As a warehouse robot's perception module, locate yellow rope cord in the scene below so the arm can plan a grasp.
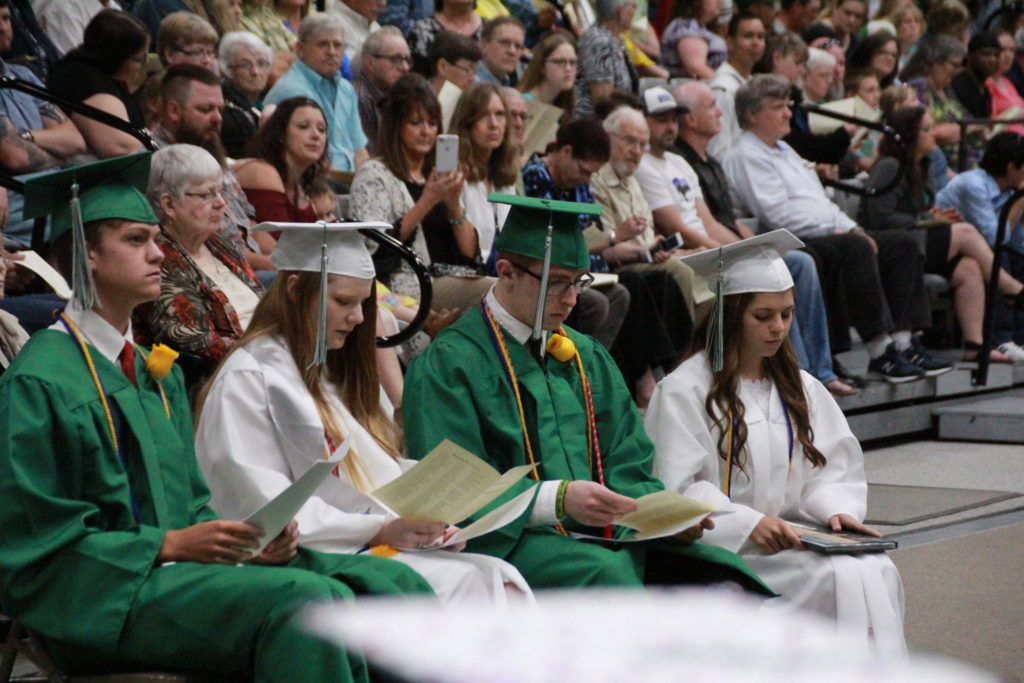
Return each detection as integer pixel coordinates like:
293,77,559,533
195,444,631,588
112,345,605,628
60,313,119,451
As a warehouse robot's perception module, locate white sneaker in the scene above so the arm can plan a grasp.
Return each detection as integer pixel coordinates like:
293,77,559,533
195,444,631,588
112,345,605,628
997,341,1024,361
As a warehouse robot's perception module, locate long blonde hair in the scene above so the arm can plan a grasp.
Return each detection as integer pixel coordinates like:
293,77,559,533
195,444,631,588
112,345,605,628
196,271,399,491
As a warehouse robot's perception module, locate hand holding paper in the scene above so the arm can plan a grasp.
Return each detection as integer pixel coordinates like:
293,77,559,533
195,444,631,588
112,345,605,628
573,490,721,543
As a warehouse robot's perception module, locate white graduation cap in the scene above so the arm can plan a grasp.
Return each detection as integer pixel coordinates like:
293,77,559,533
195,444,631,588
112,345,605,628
254,220,390,365
678,229,804,370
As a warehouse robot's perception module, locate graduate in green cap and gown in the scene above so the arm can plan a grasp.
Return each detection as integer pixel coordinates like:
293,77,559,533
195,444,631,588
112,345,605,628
404,194,772,592
0,154,432,682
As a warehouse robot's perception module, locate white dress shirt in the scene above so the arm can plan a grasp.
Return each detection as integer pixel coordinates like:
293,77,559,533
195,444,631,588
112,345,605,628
707,62,747,159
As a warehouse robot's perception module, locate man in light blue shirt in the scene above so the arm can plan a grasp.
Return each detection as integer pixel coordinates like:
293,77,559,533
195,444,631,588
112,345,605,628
264,13,368,173
936,132,1024,356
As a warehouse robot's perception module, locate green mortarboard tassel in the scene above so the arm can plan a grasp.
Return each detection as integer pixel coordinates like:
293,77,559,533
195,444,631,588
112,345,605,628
311,221,329,368
69,181,97,312
706,246,725,372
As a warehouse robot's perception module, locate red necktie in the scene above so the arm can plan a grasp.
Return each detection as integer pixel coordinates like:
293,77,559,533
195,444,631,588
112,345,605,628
119,341,137,387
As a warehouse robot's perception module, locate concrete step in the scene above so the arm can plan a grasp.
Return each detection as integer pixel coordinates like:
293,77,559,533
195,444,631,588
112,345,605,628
935,396,1024,444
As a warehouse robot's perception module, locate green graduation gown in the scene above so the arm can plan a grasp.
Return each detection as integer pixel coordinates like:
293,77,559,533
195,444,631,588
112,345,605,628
404,307,772,593
0,330,432,681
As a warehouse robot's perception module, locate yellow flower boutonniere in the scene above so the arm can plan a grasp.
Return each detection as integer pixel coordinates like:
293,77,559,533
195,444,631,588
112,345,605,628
146,344,180,380
546,333,576,362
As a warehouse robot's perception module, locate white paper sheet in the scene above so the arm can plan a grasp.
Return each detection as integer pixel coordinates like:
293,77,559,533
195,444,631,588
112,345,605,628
244,437,352,552
12,250,70,299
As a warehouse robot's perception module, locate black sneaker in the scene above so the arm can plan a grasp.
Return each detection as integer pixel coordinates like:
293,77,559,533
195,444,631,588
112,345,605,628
868,343,926,383
901,336,954,377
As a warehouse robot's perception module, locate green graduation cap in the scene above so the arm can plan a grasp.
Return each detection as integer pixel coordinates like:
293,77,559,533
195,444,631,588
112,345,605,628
21,153,158,312
489,193,601,352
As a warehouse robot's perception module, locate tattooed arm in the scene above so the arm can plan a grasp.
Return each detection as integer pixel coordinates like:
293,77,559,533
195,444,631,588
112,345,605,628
0,114,59,173
30,101,86,160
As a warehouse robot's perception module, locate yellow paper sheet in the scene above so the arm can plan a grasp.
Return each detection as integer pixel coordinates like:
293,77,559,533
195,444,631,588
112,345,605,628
523,99,563,159
370,439,535,523
615,491,716,534
808,96,879,135
414,488,536,549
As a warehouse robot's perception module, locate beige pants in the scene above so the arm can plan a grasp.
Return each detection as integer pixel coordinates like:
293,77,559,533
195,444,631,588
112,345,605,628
619,258,714,326
430,275,497,315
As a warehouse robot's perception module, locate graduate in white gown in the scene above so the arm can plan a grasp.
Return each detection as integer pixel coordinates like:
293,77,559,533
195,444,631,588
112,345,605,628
194,222,532,605
644,231,906,655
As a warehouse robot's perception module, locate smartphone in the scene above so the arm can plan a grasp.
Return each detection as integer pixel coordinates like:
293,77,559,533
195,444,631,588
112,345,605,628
435,134,459,173
649,232,684,256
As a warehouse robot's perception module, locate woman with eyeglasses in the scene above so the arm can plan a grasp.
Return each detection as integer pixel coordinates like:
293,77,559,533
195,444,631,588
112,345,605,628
135,144,265,393
47,9,150,159
219,31,274,158
518,31,577,125
848,32,901,89
155,11,221,76
236,97,329,256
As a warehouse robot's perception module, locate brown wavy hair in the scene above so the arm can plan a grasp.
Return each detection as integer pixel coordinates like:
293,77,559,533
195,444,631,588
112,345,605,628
250,96,331,199
517,31,577,124
196,271,398,491
376,73,442,181
689,291,825,478
450,81,519,186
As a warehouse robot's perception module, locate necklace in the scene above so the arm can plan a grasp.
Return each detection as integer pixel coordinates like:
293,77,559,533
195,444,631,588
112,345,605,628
480,297,609,537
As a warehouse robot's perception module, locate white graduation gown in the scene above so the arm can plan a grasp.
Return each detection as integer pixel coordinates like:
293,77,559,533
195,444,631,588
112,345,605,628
195,334,532,606
644,353,905,655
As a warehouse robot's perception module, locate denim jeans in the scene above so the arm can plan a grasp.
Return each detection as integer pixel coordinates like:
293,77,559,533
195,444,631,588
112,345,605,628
785,250,837,384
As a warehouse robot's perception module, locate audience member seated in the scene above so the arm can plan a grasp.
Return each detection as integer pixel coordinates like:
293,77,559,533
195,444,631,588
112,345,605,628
500,85,530,169
782,51,857,164
194,222,532,605
574,0,639,119
136,144,264,391
861,107,1024,363
775,0,822,37
477,16,525,86
901,35,984,170
426,28,480,93
2,0,58,79
409,0,482,77
645,234,906,656
219,30,273,158
356,26,412,155
0,153,427,683
661,0,728,79
848,31,900,90
237,96,327,242
264,13,368,172
47,9,150,159
672,80,855,395
937,132,1024,360
518,30,578,124
327,0,384,60
950,31,1001,120
150,64,272,272
0,0,85,248
379,0,433,37
240,0,306,85
156,11,220,76
521,117,631,350
804,0,866,57
349,74,495,317
724,74,952,383
987,30,1024,136
892,3,924,71
708,11,766,158
802,46,836,103
591,105,707,402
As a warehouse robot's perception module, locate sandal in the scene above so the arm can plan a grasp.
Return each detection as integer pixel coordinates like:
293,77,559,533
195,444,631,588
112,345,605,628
825,378,860,396
962,341,1012,363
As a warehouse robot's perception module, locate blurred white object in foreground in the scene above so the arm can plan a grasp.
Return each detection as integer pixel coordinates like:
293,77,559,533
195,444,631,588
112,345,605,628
304,588,995,683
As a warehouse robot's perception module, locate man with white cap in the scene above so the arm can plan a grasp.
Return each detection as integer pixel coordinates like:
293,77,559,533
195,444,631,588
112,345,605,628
0,156,430,682
405,194,773,594
646,230,906,655
195,219,533,605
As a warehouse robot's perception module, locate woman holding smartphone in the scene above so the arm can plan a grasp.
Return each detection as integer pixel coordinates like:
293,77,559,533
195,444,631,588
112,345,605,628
450,81,520,270
350,73,494,318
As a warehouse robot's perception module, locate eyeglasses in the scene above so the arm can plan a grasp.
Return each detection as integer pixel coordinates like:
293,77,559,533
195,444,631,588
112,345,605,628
176,45,216,59
230,59,271,72
494,38,525,51
510,262,594,297
611,132,649,151
547,58,577,69
816,38,842,50
575,157,603,178
449,60,478,74
373,53,412,66
508,110,529,122
184,188,223,202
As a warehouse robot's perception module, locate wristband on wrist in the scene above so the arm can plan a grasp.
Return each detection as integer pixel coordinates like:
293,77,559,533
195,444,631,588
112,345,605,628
555,480,570,520
448,211,466,225
19,129,34,143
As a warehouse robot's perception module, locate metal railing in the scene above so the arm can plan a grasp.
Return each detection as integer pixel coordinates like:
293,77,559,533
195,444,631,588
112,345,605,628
956,117,1024,172
0,76,432,347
